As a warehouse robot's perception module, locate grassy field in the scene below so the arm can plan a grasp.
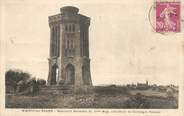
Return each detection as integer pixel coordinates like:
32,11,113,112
6,89,178,109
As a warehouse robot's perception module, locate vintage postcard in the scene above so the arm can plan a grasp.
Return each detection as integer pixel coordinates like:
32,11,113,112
0,0,184,116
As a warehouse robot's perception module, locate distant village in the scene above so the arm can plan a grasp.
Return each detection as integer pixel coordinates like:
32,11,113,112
125,80,178,93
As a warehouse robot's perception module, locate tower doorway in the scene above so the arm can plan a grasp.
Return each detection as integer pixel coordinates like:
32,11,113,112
65,64,75,85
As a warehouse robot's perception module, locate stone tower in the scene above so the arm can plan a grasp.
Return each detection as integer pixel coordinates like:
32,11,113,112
47,6,92,92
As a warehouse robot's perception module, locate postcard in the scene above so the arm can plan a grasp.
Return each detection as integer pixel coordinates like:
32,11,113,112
0,0,184,116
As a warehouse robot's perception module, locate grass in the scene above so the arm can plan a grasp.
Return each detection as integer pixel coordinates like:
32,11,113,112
5,88,178,109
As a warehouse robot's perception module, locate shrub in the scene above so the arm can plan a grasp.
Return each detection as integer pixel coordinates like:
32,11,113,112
16,78,39,95
16,80,28,93
125,93,150,108
37,79,46,87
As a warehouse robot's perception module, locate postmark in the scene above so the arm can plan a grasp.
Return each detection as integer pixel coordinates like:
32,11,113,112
155,1,180,33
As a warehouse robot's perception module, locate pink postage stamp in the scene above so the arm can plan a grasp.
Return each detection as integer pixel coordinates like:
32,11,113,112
156,1,180,33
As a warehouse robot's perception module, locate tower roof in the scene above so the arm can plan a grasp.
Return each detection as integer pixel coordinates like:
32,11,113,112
60,6,79,15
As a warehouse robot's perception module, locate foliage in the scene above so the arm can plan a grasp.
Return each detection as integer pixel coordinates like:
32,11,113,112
16,78,40,95
5,69,31,93
125,93,150,108
5,69,46,94
37,79,46,87
6,69,30,82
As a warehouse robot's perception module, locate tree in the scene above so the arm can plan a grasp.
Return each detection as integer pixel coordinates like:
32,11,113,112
5,69,31,93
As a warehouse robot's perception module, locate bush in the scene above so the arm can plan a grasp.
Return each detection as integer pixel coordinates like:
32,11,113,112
125,93,150,108
16,80,28,93
37,79,46,87
16,78,39,95
166,88,175,99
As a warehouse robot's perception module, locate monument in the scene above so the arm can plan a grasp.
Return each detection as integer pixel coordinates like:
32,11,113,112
47,6,92,92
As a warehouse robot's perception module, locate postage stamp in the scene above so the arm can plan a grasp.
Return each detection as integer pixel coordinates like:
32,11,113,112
156,1,180,32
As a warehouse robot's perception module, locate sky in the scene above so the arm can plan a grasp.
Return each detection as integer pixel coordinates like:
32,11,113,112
3,0,184,85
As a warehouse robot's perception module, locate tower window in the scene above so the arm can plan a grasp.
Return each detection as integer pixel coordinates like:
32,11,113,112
67,34,69,38
71,39,73,48
72,24,75,32
67,40,69,49
69,24,71,32
65,25,68,32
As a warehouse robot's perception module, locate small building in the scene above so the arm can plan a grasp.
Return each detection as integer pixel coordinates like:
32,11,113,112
136,81,149,90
